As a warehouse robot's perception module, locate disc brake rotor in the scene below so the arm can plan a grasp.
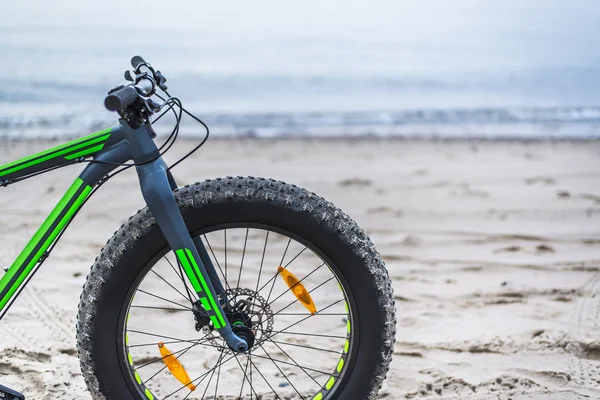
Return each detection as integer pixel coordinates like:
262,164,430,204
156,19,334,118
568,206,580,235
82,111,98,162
203,287,274,349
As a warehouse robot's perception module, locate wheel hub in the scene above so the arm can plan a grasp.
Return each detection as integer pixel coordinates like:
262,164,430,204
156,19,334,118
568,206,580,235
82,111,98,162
202,287,274,350
231,324,255,350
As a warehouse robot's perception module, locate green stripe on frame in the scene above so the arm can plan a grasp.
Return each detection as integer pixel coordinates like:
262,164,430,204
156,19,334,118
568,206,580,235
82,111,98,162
209,315,220,328
0,130,111,176
175,249,202,293
0,179,92,310
199,297,211,311
184,248,227,329
64,143,106,160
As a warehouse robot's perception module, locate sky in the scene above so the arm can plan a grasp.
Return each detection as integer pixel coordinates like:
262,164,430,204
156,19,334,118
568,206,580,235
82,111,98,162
1,0,599,116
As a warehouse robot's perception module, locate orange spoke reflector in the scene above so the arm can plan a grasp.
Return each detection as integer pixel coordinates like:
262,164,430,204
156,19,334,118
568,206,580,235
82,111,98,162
158,342,197,391
278,266,317,315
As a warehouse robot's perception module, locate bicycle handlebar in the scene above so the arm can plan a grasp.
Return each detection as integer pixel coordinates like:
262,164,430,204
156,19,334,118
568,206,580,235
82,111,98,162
104,56,157,112
104,85,139,111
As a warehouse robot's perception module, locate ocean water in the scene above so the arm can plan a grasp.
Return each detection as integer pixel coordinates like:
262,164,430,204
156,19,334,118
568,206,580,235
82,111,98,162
1,0,599,139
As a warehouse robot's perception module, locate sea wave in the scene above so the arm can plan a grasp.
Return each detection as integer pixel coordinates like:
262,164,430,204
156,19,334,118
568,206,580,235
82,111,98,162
1,107,600,139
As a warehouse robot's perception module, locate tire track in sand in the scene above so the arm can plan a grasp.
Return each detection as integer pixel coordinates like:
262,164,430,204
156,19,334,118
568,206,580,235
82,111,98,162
568,271,600,392
24,285,74,341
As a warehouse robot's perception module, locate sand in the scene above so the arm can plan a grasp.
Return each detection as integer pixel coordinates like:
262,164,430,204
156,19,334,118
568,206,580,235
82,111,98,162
0,137,599,399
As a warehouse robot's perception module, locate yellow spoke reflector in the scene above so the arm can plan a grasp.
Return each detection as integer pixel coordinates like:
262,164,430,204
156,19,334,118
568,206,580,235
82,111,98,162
278,266,317,315
157,342,196,391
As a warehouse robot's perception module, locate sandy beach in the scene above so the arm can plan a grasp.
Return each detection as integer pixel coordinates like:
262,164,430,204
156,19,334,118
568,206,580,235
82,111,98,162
0,137,599,399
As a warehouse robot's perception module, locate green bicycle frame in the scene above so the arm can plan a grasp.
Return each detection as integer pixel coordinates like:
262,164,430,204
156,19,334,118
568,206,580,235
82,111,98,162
0,128,114,313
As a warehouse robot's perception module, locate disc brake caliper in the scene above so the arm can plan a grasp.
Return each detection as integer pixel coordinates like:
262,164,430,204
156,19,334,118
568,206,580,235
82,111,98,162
192,300,211,331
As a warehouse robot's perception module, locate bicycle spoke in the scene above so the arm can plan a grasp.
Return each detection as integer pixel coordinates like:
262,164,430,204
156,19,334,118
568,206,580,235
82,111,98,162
164,254,197,303
130,305,188,312
243,354,281,399
259,276,336,326
282,246,308,269
252,349,332,377
265,298,346,341
224,229,228,284
136,289,193,311
263,336,321,386
256,239,292,294
255,231,269,294
268,339,343,354
145,364,169,385
128,338,204,349
265,262,325,308
262,238,292,304
144,336,208,385
275,312,347,316
150,267,193,305
237,354,251,399
249,351,253,400
269,331,347,340
127,329,219,350
213,345,225,400
256,341,304,399
260,247,310,300
197,346,227,400
236,228,249,289
136,337,206,370
135,333,218,374
248,293,345,350
203,234,231,291
164,350,236,399
231,353,261,400
279,238,292,266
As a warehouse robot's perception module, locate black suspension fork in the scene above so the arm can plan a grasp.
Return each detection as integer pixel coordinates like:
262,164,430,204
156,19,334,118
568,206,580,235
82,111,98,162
127,121,247,352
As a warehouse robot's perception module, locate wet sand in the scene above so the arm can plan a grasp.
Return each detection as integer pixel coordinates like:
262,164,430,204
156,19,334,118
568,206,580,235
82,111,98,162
0,138,599,399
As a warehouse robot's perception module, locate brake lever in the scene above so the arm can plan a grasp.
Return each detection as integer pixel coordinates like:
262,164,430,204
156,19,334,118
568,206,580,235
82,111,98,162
132,58,168,92
154,70,168,91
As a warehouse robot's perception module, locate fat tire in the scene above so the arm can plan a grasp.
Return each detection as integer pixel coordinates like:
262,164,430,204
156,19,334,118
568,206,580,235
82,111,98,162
76,177,395,400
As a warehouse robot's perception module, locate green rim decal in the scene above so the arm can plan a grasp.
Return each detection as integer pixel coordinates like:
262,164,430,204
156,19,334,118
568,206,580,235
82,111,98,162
144,388,154,400
326,377,335,390
125,309,153,400
134,371,142,385
0,178,92,310
337,358,344,373
312,278,351,399
0,130,111,177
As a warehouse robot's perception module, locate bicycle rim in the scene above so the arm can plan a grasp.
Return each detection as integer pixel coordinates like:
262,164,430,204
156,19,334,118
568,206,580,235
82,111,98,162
118,223,358,400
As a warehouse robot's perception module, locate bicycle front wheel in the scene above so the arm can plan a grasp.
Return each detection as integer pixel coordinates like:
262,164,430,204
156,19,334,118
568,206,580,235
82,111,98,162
77,177,395,400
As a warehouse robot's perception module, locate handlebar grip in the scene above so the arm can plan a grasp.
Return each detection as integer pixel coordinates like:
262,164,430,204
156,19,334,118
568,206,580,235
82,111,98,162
131,55,145,68
104,85,139,111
